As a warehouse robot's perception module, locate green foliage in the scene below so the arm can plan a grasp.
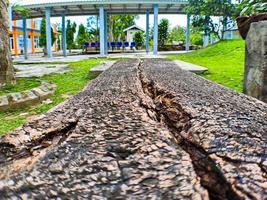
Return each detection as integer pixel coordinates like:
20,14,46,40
190,26,203,46
186,0,238,39
66,20,77,51
133,31,145,49
76,24,90,48
167,25,203,46
86,15,137,42
158,19,170,46
0,79,40,96
168,26,186,44
168,40,245,92
239,0,267,16
111,15,136,41
39,18,56,48
87,16,99,41
12,4,30,18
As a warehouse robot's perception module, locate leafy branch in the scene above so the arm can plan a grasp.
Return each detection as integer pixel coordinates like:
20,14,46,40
12,4,30,18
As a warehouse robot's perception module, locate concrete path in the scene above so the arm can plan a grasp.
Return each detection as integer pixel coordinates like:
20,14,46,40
90,59,208,77
13,51,190,64
174,60,208,73
14,64,69,78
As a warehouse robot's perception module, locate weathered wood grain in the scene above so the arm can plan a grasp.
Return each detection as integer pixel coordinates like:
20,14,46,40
0,59,266,200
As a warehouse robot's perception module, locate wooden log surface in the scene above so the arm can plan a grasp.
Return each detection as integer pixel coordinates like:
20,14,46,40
0,59,266,199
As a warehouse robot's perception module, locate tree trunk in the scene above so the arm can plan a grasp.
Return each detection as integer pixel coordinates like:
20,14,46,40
0,0,16,87
0,59,266,199
108,15,114,42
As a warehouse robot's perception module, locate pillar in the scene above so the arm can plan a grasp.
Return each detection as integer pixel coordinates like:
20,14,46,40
99,5,105,56
146,10,150,54
31,19,35,53
153,4,158,55
203,34,209,47
62,14,67,57
13,20,18,56
23,18,28,60
104,10,108,55
45,7,52,58
186,14,190,51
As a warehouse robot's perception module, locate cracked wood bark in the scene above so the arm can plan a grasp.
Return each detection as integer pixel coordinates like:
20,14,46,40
0,59,266,200
0,0,15,86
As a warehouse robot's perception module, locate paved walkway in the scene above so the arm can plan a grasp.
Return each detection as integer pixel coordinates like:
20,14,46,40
14,64,69,78
174,60,208,73
90,59,208,76
13,51,190,64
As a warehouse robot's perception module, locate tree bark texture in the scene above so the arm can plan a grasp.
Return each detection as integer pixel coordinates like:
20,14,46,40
0,59,266,199
0,0,15,86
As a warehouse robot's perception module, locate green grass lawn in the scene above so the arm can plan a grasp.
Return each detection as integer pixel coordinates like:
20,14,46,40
0,58,104,135
168,40,245,92
0,79,41,96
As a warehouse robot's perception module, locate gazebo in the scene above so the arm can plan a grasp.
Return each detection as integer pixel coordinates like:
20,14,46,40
9,0,190,59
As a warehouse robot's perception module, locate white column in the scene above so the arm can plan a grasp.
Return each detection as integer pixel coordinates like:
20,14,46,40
99,5,105,56
62,14,67,57
45,7,52,58
146,10,150,54
153,4,158,55
185,14,190,51
23,18,28,60
104,10,108,55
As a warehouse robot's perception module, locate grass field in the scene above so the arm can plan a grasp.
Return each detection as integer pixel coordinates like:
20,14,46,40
168,40,245,92
0,58,103,135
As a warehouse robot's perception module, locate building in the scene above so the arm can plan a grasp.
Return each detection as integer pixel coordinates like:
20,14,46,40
9,18,60,56
11,0,190,58
223,25,241,40
123,25,145,42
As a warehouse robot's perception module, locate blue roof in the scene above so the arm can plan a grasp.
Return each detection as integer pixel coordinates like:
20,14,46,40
12,0,188,19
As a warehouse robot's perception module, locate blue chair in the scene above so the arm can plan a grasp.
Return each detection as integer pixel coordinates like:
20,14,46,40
96,42,100,47
130,42,136,51
91,42,96,48
131,42,136,48
110,42,116,51
84,42,89,48
117,42,123,48
83,42,90,52
124,42,129,48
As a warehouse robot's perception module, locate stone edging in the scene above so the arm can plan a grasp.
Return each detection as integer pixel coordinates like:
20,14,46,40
0,81,56,111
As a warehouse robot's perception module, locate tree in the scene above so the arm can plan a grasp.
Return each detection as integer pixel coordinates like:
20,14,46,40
190,26,203,46
238,0,267,16
110,15,137,41
186,0,239,39
87,16,99,41
39,18,56,54
168,26,186,44
158,19,170,46
76,24,90,48
133,31,145,49
86,15,137,42
66,20,77,52
0,0,15,86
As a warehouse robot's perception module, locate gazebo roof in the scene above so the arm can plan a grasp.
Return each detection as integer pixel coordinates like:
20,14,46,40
123,25,145,32
12,0,188,19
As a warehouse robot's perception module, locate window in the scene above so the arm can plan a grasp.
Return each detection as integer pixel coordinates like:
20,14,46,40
10,37,14,49
34,36,40,48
